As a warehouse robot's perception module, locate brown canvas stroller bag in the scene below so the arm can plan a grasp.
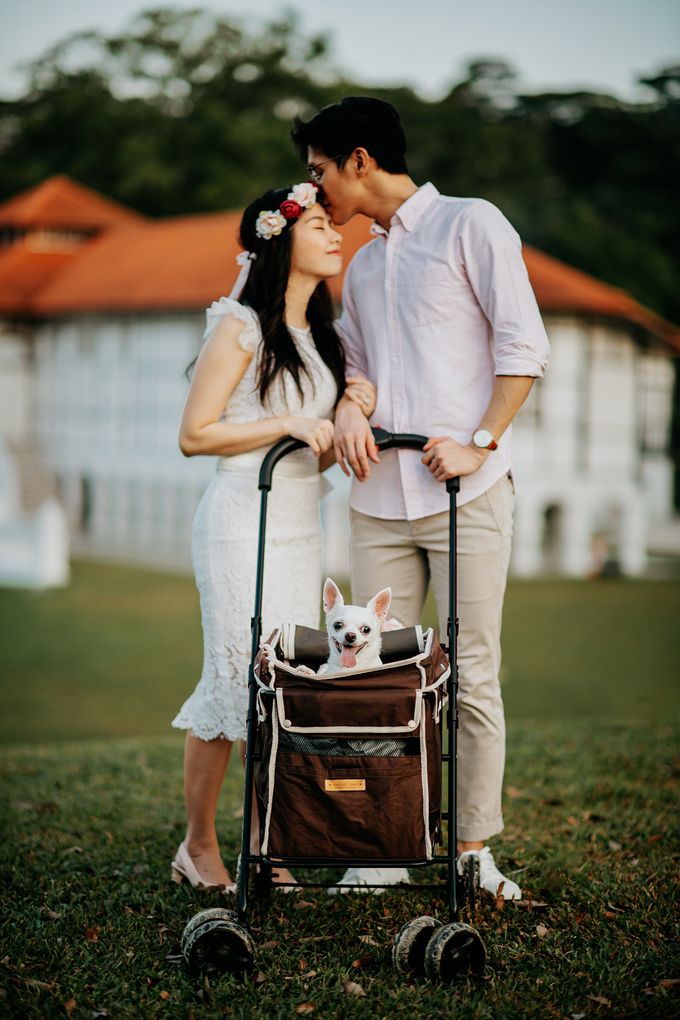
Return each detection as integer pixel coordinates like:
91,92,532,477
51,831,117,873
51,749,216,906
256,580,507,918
253,628,449,864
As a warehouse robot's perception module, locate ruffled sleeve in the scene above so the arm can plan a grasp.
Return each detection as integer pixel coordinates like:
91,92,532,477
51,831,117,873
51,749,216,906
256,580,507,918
203,297,260,352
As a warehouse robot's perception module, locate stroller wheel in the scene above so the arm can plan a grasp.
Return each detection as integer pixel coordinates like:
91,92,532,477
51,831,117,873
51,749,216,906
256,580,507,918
392,915,443,976
460,852,481,913
181,907,255,976
423,922,486,983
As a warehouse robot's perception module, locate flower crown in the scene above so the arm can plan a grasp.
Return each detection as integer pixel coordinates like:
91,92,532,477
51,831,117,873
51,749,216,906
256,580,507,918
255,182,320,240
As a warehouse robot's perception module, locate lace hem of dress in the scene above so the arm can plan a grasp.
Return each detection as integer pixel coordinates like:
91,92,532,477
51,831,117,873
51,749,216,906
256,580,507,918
171,709,246,743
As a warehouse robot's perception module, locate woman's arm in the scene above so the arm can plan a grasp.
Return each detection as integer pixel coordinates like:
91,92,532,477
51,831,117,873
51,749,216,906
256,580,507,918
179,315,334,458
344,375,377,416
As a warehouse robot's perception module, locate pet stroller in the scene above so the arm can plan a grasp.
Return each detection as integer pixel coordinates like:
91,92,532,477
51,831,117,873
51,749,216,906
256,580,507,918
181,429,486,983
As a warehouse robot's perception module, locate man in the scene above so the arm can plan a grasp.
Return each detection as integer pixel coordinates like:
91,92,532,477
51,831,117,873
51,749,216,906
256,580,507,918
292,97,549,899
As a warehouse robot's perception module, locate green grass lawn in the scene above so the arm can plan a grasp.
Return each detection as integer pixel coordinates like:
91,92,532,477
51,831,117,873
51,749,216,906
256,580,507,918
1,723,678,1018
1,564,678,1017
0,562,678,744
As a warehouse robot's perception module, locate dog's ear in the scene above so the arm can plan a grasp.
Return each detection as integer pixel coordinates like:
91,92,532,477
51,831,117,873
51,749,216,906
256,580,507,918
367,586,391,622
323,577,344,614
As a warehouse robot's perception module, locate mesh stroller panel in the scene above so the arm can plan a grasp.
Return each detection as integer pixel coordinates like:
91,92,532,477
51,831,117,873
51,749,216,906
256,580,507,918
279,733,411,757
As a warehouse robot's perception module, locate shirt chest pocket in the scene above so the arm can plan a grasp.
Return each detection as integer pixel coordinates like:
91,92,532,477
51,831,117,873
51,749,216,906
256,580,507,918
398,265,461,327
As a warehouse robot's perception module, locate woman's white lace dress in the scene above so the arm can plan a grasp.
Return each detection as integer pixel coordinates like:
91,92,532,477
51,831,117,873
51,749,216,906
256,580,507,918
172,298,337,741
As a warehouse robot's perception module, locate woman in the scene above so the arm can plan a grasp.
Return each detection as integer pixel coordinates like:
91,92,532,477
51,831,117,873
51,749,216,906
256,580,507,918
171,182,375,891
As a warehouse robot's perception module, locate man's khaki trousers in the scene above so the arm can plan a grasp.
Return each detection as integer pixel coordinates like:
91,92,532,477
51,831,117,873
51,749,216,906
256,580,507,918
350,473,514,842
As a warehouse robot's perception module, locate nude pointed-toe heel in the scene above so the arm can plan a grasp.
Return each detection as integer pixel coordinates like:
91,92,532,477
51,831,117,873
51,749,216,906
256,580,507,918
171,841,228,893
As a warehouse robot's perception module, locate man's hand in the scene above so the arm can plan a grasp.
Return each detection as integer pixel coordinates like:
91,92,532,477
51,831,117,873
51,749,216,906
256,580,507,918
333,398,380,480
422,436,486,481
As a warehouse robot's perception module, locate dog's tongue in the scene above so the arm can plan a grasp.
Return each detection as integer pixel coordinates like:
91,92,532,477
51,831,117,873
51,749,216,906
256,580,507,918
340,646,357,668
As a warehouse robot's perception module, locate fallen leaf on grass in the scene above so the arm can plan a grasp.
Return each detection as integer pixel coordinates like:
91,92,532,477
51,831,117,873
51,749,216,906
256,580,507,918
535,924,549,937
294,900,315,909
505,785,524,799
648,833,663,843
587,995,612,1007
64,998,76,1017
299,936,328,943
566,816,579,827
659,978,680,989
351,957,373,969
43,909,61,921
342,980,366,997
295,1004,315,1015
514,899,549,910
253,971,266,985
358,935,379,946
159,991,170,1000
260,940,279,950
84,927,100,942
301,970,317,979
608,840,622,851
25,979,56,992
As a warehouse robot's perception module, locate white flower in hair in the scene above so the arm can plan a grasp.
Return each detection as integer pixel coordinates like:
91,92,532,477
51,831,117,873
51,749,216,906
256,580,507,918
288,182,318,210
256,209,287,239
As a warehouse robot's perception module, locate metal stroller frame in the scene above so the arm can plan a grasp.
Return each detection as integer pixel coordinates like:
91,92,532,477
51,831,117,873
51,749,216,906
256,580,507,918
181,428,485,982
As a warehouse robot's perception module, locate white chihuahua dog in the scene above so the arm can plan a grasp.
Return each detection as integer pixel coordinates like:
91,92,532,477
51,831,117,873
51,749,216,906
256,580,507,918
318,578,391,674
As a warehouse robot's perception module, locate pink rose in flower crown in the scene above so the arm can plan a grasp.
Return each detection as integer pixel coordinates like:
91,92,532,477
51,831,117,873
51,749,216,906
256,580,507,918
255,209,287,240
288,182,319,209
279,199,302,220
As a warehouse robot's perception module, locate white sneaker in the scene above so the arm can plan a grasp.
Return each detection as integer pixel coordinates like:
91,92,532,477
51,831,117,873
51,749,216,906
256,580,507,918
457,846,521,900
327,866,411,895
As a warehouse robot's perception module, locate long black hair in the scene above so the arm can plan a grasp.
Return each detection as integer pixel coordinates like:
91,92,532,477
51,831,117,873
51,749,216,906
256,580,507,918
237,185,346,406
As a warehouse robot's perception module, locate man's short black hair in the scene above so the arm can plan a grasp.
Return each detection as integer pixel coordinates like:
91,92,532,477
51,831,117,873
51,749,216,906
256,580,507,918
291,96,409,175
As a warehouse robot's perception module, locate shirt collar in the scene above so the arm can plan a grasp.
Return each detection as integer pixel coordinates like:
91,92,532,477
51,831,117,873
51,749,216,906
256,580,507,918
370,182,439,239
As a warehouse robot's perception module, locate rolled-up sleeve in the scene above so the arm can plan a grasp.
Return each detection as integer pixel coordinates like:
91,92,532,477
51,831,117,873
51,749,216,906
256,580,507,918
335,258,369,379
457,200,550,377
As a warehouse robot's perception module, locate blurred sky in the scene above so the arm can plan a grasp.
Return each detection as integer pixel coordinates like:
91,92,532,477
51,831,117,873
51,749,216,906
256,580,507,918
0,0,678,101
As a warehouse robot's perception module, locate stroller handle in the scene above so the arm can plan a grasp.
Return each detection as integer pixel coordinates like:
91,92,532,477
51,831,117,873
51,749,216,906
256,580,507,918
258,427,459,491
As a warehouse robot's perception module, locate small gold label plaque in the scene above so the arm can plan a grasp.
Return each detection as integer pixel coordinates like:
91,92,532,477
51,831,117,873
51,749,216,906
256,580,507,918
325,778,366,792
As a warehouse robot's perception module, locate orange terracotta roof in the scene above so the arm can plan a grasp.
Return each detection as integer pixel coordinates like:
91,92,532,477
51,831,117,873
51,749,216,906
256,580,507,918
0,243,78,315
31,211,375,314
522,245,680,350
0,175,146,231
1,176,672,351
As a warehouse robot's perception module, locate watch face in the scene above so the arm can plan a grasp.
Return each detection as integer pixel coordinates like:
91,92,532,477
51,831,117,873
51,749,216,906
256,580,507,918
474,429,493,449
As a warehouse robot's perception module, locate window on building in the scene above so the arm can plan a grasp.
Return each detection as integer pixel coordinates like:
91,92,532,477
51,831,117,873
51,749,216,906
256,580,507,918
79,476,93,533
540,503,563,573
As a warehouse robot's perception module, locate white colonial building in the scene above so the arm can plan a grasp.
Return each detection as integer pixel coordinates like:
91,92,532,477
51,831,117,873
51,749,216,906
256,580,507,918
0,176,678,586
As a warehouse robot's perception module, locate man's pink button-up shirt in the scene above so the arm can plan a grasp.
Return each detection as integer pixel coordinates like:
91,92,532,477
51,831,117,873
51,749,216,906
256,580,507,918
335,183,550,518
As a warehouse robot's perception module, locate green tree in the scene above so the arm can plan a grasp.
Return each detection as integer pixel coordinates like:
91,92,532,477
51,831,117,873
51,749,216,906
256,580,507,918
0,8,677,328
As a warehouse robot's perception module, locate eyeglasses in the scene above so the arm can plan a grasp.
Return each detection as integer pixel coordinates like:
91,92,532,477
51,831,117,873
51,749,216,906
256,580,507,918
306,154,346,184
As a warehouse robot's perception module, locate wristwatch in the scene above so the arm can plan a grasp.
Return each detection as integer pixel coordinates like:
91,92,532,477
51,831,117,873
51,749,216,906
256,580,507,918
472,428,497,451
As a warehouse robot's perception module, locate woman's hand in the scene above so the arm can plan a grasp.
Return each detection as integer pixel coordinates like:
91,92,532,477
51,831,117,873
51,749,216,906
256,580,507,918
344,376,377,417
286,416,335,457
